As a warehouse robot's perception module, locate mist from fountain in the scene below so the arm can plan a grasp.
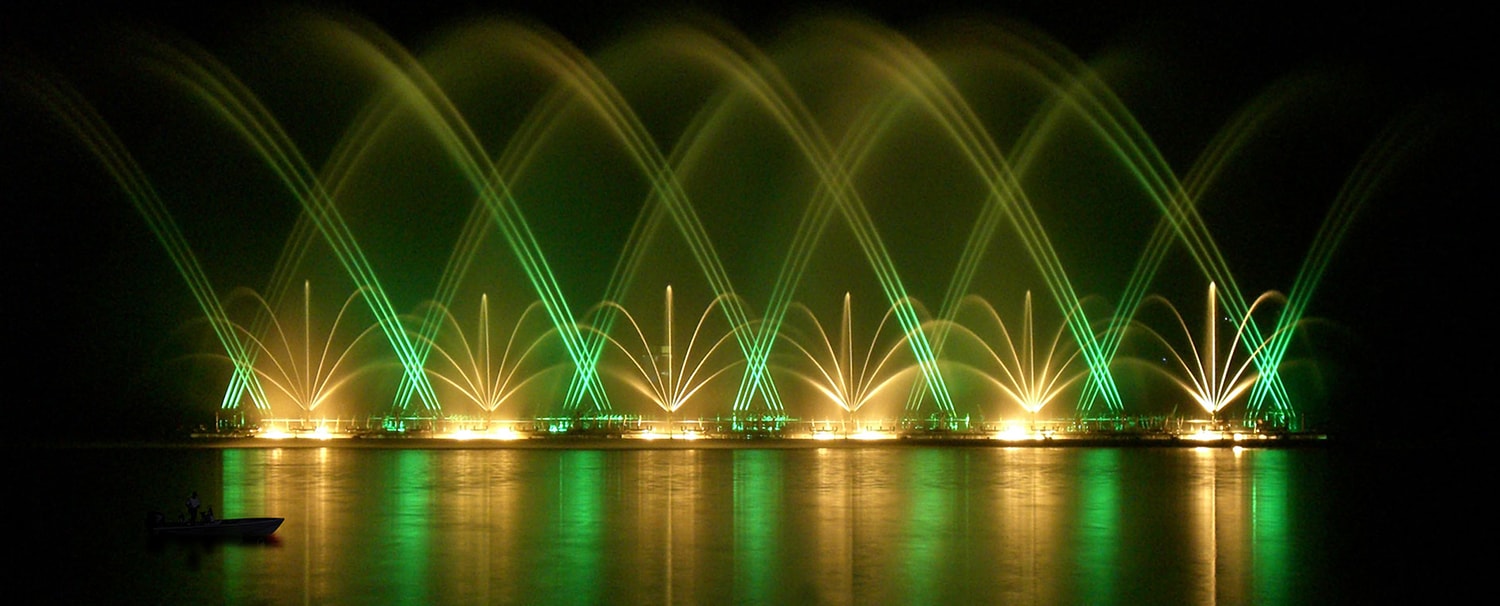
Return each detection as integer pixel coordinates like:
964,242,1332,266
2,7,1422,434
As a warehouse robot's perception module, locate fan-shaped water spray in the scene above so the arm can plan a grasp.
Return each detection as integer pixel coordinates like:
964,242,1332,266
3,7,1418,440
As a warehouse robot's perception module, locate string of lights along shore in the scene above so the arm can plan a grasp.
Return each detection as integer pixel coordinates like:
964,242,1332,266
5,3,1455,442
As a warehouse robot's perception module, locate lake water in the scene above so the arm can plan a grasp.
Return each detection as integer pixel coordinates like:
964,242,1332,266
6,441,1469,605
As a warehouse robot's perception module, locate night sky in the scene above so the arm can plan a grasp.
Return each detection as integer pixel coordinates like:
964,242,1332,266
2,1,1491,443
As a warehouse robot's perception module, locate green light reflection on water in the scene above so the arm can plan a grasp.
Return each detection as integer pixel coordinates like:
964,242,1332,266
902,447,952,604
1251,450,1290,604
391,450,431,604
223,449,246,604
557,450,604,606
732,449,780,604
1075,448,1121,604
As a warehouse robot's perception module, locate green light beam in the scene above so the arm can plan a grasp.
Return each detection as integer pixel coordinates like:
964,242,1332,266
1248,105,1441,419
802,22,1103,418
266,17,621,414
130,31,445,410
6,66,272,413
632,24,957,416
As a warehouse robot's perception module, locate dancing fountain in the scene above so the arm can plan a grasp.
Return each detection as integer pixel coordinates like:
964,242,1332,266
4,8,1422,443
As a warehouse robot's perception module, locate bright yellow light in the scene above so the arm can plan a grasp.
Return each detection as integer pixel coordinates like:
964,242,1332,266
851,429,894,440
488,427,522,441
255,424,338,440
1186,429,1223,441
994,421,1043,441
812,430,838,441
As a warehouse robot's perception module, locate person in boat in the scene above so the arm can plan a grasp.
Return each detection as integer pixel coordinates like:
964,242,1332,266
186,491,201,524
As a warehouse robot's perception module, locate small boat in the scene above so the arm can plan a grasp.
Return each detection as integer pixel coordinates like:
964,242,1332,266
146,512,284,539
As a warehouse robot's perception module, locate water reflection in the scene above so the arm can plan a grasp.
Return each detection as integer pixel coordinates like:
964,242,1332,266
1250,451,1291,604
733,450,778,603
1074,448,1121,603
198,446,1314,604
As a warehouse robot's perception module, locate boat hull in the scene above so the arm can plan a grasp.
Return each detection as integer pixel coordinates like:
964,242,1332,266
148,517,284,539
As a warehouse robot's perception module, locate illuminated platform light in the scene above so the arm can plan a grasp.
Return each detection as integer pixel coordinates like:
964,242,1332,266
488,427,524,440
1186,429,1224,441
993,421,1050,442
255,425,339,440
993,429,1049,441
218,414,1316,443
434,427,524,441
258,427,291,440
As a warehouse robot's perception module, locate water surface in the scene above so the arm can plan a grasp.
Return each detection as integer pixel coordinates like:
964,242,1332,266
8,442,1461,605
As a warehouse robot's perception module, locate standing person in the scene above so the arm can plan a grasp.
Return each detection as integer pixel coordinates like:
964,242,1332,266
186,491,201,524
